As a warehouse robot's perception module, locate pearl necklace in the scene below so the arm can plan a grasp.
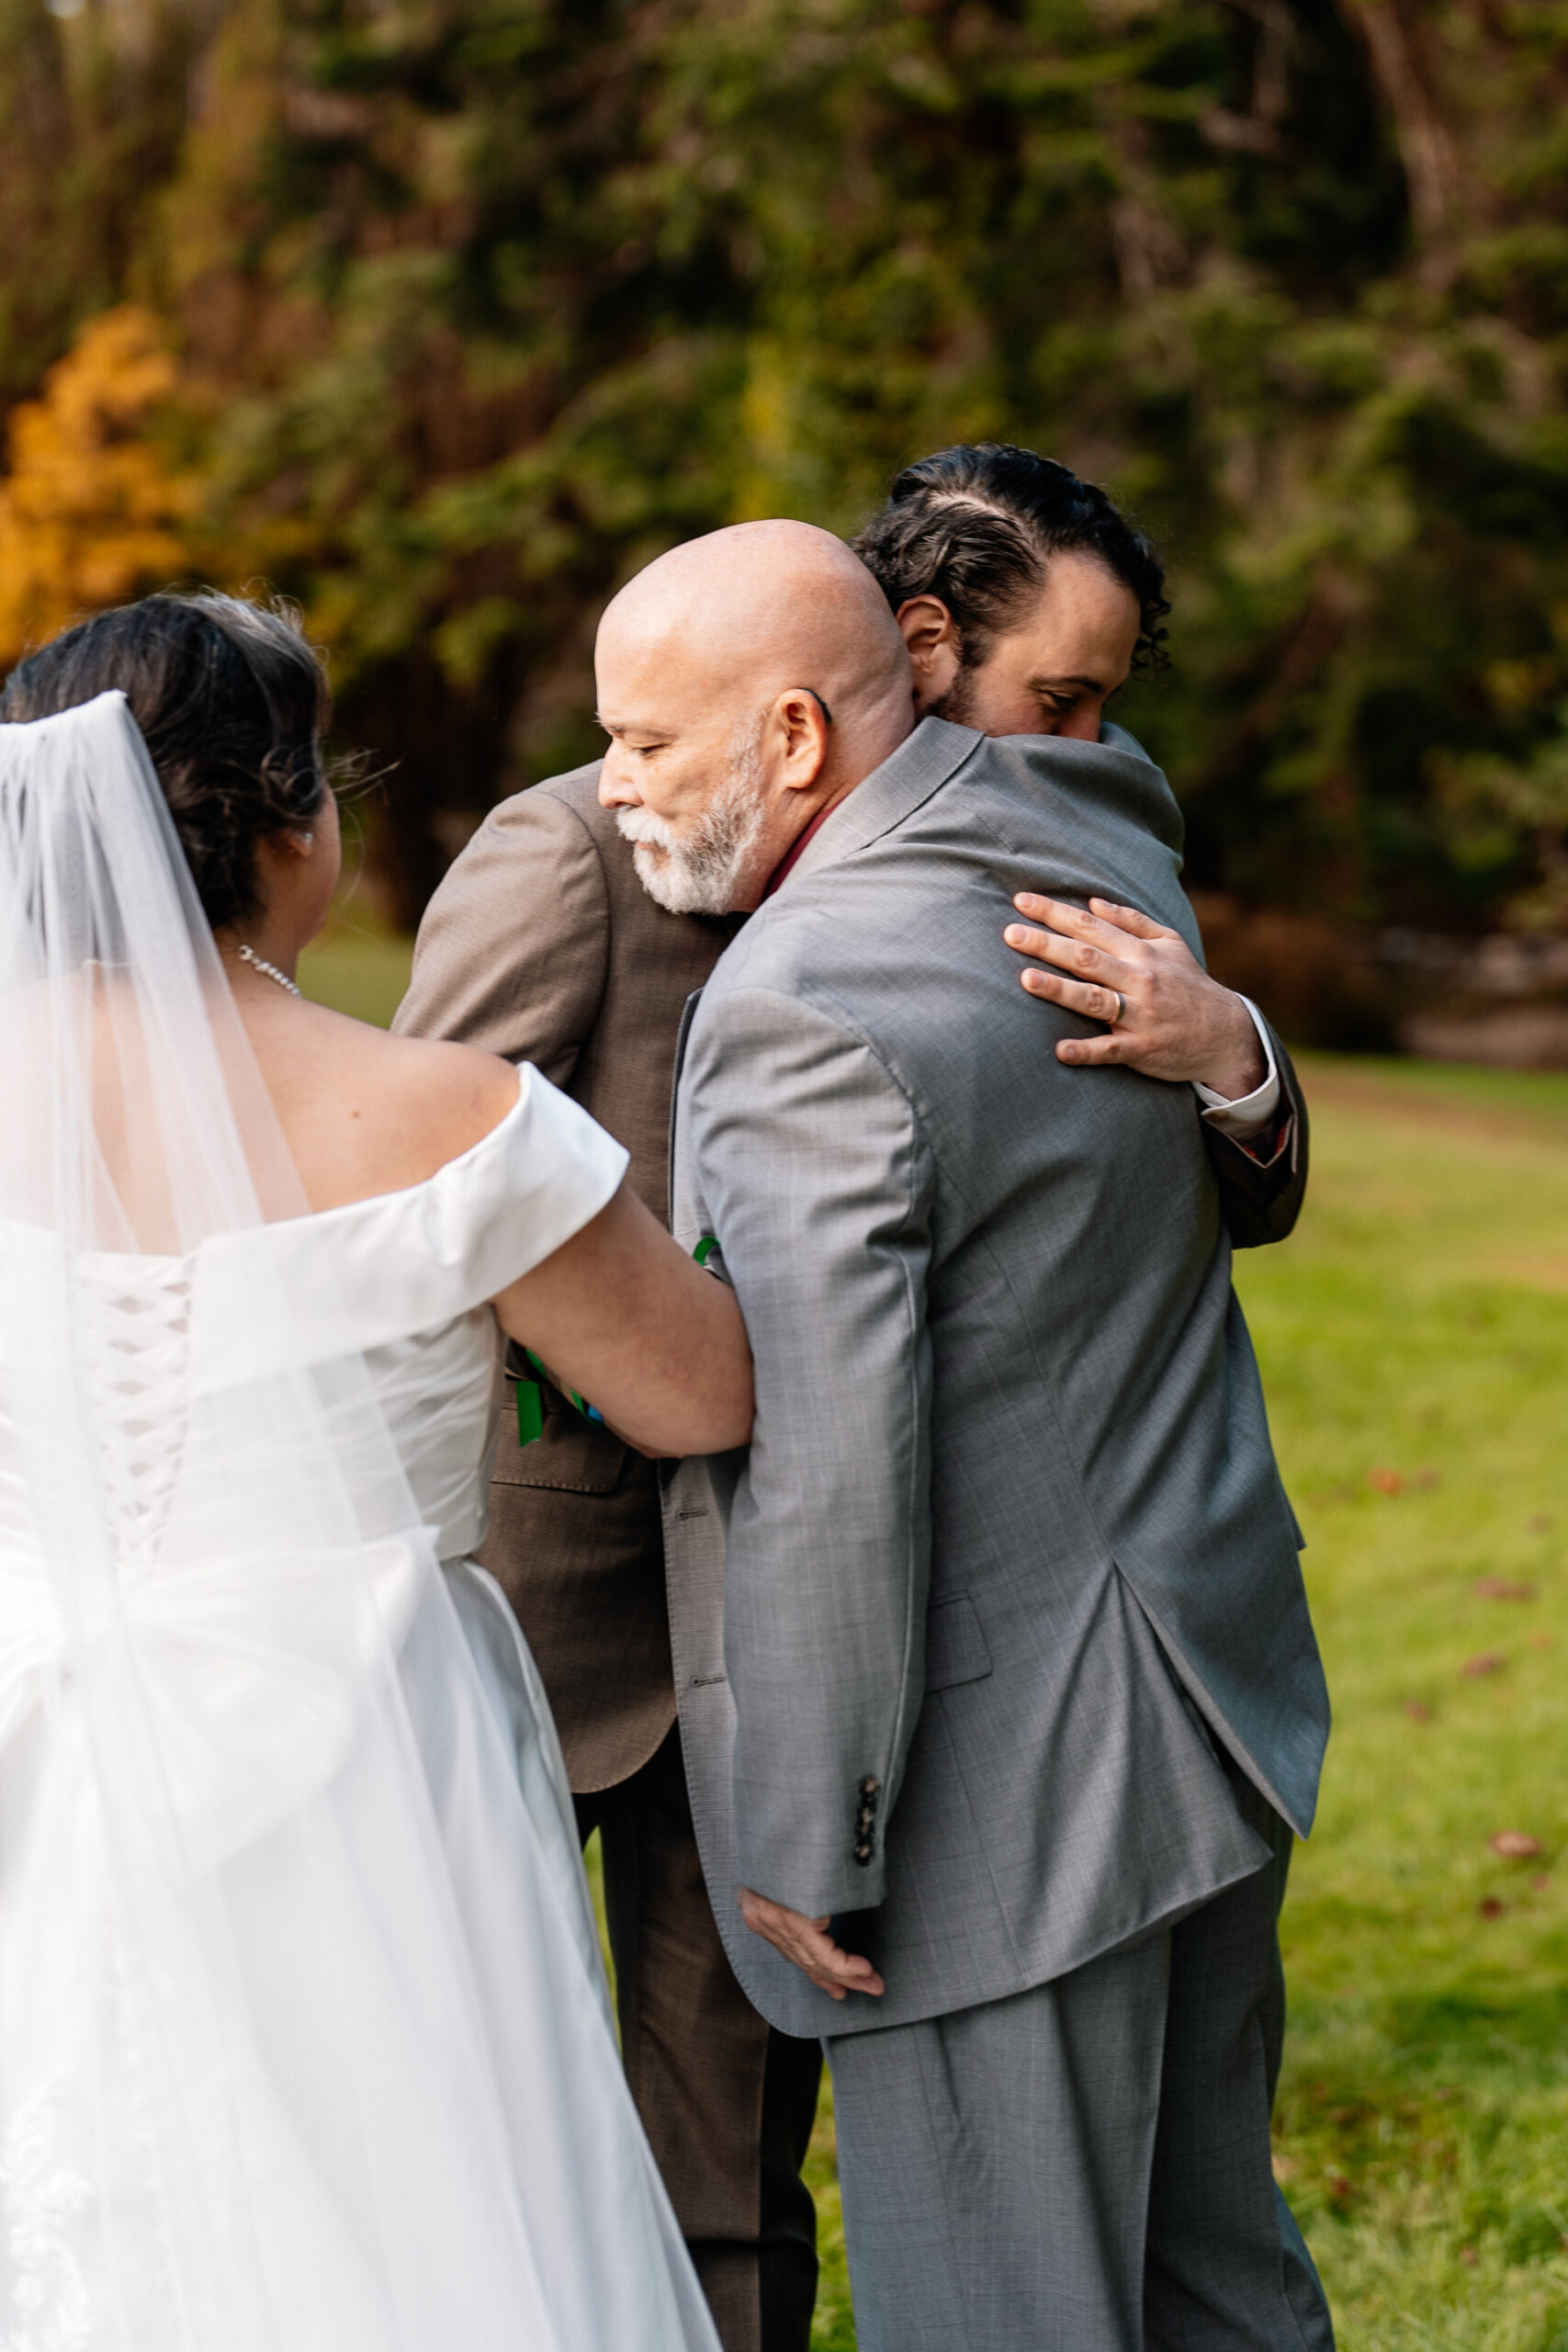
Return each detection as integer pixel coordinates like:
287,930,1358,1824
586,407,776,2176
235,944,302,998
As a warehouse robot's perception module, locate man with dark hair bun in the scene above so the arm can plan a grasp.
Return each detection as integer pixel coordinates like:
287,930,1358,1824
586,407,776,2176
856,442,1308,1242
853,440,1171,718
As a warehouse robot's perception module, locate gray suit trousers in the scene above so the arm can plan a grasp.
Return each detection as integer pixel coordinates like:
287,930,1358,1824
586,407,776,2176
825,1770,1334,2352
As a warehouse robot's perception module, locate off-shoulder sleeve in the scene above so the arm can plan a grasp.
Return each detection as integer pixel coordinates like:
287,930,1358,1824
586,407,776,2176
190,1067,628,1389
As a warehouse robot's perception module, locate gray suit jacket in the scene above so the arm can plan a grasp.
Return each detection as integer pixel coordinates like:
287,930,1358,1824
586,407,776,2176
661,719,1329,2041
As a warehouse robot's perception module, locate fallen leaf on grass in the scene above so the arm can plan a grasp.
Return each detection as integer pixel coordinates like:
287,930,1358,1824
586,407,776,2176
1404,1700,1433,1722
1532,1873,1552,1891
1478,1895,1506,1919
1528,1513,1553,1534
1461,1653,1506,1677
1460,2245,1479,2267
1529,1629,1553,1650
1325,2173,1352,2201
1474,1576,1536,1600
1490,1831,1541,1859
1369,1467,1405,1496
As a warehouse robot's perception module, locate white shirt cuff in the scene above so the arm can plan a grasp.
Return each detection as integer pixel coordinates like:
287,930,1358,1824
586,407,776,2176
1192,998,1280,1141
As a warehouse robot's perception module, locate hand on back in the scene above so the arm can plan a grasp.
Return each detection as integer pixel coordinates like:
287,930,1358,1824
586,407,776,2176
1004,894,1266,1099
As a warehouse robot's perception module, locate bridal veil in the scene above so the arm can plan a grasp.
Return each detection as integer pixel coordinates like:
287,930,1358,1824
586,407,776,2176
0,692,720,2352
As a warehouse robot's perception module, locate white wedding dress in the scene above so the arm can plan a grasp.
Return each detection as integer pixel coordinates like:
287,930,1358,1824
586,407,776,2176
0,694,723,2352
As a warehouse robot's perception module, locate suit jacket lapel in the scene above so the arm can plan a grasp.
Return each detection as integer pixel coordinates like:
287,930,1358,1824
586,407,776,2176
667,986,706,1209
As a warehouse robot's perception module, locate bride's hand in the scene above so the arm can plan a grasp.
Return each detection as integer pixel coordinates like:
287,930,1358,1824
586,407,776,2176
1004,893,1266,1099
493,1181,753,1461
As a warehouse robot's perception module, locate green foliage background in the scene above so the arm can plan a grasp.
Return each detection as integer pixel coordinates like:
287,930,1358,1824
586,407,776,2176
5,0,1568,933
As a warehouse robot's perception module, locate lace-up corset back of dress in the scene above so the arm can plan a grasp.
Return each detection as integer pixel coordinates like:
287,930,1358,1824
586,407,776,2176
78,1257,195,1568
14,1234,502,1586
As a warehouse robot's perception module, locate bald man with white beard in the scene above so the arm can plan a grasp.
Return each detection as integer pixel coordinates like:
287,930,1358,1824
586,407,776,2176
616,523,1332,2352
397,520,1314,2352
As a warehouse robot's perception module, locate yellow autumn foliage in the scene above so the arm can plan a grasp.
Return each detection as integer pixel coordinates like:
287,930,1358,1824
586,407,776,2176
0,307,195,670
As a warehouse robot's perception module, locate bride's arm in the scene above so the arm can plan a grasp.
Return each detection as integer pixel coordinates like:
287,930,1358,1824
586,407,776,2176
491,1179,753,1459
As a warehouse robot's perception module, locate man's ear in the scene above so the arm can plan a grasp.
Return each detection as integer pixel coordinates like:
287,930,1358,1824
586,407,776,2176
773,688,831,793
896,595,961,698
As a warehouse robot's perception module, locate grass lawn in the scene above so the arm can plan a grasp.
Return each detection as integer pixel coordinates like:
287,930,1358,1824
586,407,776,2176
301,929,1568,2350
1238,1056,1568,2352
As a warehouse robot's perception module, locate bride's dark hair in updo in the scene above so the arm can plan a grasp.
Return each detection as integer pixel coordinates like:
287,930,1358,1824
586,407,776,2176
0,591,332,931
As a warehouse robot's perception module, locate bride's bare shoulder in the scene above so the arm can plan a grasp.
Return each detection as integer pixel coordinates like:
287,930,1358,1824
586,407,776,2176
352,1022,521,1148
268,1001,525,1208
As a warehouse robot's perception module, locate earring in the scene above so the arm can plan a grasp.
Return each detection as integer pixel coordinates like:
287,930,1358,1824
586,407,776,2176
299,830,314,848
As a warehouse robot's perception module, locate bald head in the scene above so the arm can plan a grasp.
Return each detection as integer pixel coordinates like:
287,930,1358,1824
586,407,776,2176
596,522,916,914
601,520,908,729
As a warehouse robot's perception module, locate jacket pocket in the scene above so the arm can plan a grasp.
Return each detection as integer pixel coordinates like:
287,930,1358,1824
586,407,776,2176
924,1593,993,1692
492,1383,628,1495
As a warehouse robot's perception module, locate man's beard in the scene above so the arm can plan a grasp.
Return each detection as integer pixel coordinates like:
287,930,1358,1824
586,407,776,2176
615,718,769,915
926,662,979,726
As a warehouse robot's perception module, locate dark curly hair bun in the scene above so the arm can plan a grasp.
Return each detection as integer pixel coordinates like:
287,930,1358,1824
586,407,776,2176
0,591,331,932
852,443,1170,676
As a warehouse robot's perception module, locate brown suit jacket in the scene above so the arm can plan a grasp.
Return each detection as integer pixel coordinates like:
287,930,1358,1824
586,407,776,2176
394,758,1308,1795
394,764,736,1789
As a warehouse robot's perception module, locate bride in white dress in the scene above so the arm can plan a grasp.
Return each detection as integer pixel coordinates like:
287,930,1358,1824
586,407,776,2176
0,594,750,2351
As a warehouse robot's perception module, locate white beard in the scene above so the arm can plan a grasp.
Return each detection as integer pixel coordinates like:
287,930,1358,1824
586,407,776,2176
615,720,768,915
